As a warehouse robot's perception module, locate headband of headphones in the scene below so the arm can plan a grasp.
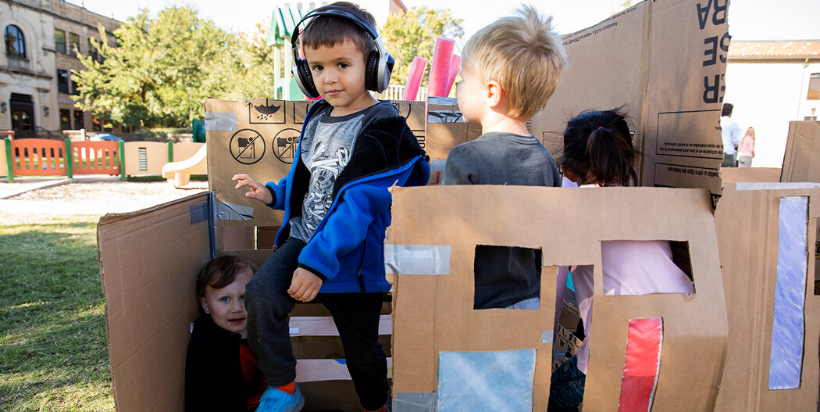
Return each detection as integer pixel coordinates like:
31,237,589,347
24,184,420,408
290,5,393,97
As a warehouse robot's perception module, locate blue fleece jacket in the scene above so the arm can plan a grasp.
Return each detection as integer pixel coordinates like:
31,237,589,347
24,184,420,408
265,100,429,293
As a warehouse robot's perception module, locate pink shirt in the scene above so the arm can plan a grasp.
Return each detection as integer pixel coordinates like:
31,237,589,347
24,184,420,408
738,135,755,158
555,181,695,374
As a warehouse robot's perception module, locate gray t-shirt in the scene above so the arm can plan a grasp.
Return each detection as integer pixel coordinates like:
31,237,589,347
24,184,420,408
289,101,397,242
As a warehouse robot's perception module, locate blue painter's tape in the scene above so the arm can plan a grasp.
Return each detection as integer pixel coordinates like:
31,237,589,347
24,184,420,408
437,349,535,412
769,197,808,390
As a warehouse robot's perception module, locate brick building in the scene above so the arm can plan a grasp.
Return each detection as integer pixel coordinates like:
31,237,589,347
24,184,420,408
0,0,120,136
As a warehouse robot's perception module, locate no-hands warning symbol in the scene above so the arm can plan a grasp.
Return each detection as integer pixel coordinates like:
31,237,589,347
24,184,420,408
273,128,300,164
230,129,266,165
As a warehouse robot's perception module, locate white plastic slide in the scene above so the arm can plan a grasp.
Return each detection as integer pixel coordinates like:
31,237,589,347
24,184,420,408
162,144,207,188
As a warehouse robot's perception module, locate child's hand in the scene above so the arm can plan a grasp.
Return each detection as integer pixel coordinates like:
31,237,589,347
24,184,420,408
232,174,273,205
288,268,323,302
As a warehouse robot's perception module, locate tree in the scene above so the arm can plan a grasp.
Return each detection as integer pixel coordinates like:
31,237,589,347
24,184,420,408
380,7,464,88
74,6,239,128
222,19,280,101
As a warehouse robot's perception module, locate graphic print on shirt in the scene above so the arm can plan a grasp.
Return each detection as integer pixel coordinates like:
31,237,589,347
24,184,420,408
303,140,351,233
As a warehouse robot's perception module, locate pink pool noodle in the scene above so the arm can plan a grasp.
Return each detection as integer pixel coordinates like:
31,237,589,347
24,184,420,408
445,55,461,95
427,37,455,97
401,57,427,100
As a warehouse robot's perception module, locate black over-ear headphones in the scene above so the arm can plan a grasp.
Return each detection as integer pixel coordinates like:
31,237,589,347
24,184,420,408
291,5,394,98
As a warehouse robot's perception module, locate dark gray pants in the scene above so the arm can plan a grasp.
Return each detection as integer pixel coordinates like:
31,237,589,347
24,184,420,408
245,238,389,410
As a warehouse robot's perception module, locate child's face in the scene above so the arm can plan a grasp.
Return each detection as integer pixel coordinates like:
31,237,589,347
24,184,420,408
305,39,374,116
456,62,486,124
200,267,253,339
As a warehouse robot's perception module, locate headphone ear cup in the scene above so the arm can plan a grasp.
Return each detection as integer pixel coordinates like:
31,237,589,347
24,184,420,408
293,59,319,98
365,50,380,92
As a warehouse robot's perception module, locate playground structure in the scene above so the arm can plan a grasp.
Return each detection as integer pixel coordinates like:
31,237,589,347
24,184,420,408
1,138,206,184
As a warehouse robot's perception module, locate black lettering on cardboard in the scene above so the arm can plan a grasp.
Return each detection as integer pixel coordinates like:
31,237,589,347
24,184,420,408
712,0,727,25
719,32,731,63
703,75,720,104
697,0,712,30
703,36,718,66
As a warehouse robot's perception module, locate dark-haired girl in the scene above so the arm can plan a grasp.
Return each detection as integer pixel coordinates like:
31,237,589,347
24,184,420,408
548,110,694,411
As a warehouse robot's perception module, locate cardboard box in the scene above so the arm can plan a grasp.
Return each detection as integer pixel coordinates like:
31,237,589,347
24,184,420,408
205,98,426,228
720,167,782,184
530,0,727,201
388,185,727,411
780,121,820,183
98,194,393,411
424,96,482,161
714,182,820,411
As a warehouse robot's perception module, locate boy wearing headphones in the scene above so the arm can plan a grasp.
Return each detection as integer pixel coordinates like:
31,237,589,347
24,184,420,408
232,2,429,411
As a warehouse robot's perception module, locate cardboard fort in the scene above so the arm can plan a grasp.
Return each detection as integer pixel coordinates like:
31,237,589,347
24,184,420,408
720,167,782,184
714,182,820,411
530,0,728,201
780,121,820,184
388,185,728,411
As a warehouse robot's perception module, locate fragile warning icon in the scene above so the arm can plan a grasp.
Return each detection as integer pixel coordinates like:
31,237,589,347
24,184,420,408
230,129,266,165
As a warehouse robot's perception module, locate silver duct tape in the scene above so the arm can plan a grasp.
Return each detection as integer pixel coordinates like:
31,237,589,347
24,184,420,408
189,202,209,225
429,158,447,173
736,182,820,191
385,244,451,275
205,112,237,132
394,392,437,412
215,202,254,221
541,330,553,344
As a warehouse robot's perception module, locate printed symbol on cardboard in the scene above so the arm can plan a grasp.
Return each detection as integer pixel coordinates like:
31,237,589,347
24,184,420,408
249,98,286,124
293,101,314,125
230,129,266,165
273,128,301,164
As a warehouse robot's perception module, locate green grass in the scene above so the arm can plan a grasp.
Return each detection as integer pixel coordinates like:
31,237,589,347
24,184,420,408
0,214,113,411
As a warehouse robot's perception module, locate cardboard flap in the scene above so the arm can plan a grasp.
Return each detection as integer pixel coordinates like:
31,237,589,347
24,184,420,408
781,121,820,183
531,0,727,197
98,192,214,412
390,186,727,411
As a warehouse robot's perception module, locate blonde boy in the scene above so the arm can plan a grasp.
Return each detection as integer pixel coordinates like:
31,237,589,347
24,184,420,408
441,5,567,310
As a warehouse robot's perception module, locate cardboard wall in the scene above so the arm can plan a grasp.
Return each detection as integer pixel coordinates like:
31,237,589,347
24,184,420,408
98,193,213,412
531,0,727,200
714,183,820,411
720,167,782,184
780,121,820,183
205,99,426,228
389,186,727,411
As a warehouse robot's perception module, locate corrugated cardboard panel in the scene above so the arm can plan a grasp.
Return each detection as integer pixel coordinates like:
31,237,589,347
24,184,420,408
98,193,213,412
206,99,427,228
531,0,727,198
721,167,782,184
780,121,820,183
714,183,820,411
390,186,727,411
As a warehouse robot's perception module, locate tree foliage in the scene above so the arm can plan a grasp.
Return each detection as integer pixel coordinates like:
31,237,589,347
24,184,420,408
74,6,242,128
380,7,464,88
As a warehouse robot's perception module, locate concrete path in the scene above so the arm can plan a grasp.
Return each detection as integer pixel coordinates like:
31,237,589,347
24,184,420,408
0,175,120,199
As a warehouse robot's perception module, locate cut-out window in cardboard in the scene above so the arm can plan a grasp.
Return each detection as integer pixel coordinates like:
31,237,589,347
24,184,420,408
473,245,542,310
389,186,727,411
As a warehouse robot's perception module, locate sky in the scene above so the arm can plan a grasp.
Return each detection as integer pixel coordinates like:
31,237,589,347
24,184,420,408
70,0,820,43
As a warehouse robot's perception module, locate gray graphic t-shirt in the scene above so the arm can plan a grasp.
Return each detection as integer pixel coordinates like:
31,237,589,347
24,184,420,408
288,101,397,242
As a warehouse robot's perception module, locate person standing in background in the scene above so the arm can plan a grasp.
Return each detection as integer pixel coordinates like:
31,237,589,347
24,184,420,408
737,127,755,168
720,103,742,167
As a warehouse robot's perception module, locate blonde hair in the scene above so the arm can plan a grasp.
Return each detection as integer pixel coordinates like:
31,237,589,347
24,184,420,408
744,127,755,139
462,5,567,120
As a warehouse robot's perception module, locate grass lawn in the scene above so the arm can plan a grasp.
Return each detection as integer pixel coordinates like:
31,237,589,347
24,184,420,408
0,213,113,411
